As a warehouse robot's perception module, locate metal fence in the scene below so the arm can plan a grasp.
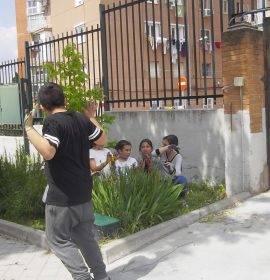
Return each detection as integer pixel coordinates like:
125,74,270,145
24,26,102,112
228,0,270,28
0,59,25,85
101,0,226,110
24,0,227,111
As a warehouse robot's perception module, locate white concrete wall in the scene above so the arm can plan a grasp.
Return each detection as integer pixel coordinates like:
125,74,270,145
0,136,24,159
224,108,268,196
0,125,42,160
1,110,267,195
107,109,225,183
248,110,268,193
0,111,225,182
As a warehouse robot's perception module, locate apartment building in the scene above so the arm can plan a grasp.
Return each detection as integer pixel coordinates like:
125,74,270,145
15,0,268,109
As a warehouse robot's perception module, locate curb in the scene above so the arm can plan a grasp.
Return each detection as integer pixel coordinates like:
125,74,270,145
0,192,251,264
0,219,49,250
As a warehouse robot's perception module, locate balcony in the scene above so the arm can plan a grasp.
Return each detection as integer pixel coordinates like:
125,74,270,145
27,15,51,33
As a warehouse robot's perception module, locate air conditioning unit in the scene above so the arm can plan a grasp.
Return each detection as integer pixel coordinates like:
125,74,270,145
203,8,211,17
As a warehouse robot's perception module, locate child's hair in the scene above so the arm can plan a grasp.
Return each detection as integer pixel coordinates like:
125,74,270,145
38,82,65,111
139,138,153,151
115,140,132,152
89,142,96,149
163,134,180,153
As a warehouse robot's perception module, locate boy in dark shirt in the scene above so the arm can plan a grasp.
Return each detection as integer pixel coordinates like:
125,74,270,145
24,82,110,280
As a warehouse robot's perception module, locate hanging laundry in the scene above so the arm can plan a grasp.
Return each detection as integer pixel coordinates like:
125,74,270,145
148,36,155,50
176,40,181,52
171,44,178,64
156,37,168,54
215,41,221,49
180,41,187,57
200,41,212,54
175,4,184,18
163,38,168,54
206,42,212,54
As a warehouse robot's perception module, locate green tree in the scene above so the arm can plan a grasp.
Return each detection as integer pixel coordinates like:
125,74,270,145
44,44,115,130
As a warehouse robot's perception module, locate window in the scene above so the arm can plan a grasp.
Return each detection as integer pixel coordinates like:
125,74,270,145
145,21,161,38
202,63,212,77
223,0,228,14
201,29,211,42
74,0,84,7
150,62,160,78
147,0,158,4
74,23,86,44
27,0,43,15
170,24,185,41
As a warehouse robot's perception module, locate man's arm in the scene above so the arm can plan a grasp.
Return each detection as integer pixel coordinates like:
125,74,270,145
85,101,108,146
25,112,56,160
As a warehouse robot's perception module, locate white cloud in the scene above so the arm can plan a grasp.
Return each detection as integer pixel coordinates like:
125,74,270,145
0,26,18,63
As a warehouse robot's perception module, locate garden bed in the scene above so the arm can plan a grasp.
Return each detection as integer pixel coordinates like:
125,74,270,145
0,147,226,242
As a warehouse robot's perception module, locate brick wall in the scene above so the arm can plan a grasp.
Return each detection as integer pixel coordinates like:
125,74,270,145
222,24,264,133
15,0,32,59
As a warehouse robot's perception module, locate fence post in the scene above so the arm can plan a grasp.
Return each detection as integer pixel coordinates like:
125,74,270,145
23,42,33,154
99,4,110,111
263,17,270,186
222,23,268,196
20,78,30,154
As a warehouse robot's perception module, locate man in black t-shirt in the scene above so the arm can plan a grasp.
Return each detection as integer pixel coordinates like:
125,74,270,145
25,83,110,280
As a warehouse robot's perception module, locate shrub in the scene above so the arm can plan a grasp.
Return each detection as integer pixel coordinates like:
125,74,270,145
0,146,46,221
177,181,226,216
92,167,184,234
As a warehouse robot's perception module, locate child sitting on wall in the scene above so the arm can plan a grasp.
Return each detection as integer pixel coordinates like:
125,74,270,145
114,140,138,175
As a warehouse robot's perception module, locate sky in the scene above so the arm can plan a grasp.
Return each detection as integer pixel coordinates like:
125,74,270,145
0,0,18,62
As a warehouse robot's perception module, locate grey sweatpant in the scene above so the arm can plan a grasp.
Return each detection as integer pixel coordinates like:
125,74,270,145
45,201,107,280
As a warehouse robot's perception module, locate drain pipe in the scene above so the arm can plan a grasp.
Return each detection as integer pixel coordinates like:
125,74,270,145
234,77,245,192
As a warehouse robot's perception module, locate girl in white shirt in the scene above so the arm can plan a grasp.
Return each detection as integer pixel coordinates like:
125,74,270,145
114,140,138,175
89,144,112,176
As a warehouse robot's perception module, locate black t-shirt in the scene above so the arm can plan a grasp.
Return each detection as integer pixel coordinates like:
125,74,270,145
42,111,102,206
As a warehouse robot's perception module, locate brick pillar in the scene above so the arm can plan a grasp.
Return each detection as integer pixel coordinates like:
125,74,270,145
222,23,269,196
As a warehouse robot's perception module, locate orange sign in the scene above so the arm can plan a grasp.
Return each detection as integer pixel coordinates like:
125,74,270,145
178,76,187,90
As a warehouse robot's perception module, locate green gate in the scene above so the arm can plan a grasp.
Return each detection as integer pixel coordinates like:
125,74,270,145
0,84,21,124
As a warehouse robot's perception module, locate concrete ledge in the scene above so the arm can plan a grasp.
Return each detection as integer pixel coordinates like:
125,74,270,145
0,219,49,250
0,192,251,264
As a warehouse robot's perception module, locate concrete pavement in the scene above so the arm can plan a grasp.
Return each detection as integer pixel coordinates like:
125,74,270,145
1,191,270,279
108,191,270,280
0,235,71,280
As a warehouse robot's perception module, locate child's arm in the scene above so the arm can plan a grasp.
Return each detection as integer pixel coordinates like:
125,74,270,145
89,153,111,172
173,154,183,176
152,145,171,157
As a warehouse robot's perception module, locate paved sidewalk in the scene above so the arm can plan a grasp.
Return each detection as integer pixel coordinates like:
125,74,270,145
0,235,72,280
1,191,270,280
108,191,270,280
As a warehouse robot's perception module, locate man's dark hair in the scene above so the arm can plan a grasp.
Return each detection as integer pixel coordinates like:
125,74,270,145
38,82,65,111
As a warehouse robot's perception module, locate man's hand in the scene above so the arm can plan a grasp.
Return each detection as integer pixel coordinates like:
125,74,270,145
84,100,98,118
24,111,34,129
